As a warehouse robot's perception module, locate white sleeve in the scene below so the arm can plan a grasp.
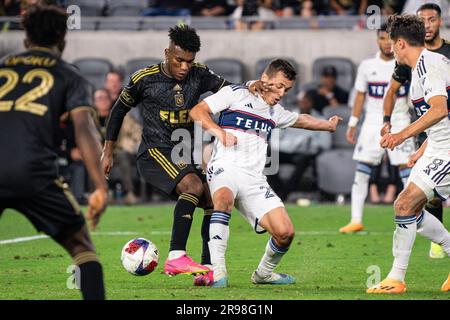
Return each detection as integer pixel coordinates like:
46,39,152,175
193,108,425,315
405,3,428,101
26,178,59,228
423,63,448,104
273,105,299,128
354,61,367,93
203,86,236,114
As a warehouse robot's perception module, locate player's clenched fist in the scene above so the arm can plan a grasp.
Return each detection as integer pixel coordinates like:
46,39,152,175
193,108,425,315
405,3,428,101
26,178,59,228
219,131,238,147
380,132,405,150
100,152,113,179
328,116,342,132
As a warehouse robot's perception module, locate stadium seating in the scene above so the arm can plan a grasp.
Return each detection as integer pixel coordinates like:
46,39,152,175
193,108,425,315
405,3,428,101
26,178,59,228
255,57,300,108
72,58,114,90
107,0,148,17
312,57,356,92
316,149,356,195
66,0,105,17
322,105,353,149
123,58,161,83
204,58,245,84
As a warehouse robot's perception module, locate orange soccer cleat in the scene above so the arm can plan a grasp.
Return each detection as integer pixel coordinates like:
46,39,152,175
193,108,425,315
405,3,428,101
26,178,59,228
366,278,407,294
339,222,364,234
441,274,450,292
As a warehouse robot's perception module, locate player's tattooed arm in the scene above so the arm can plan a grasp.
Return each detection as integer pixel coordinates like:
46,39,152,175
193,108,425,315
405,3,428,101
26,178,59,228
380,96,448,150
292,113,342,132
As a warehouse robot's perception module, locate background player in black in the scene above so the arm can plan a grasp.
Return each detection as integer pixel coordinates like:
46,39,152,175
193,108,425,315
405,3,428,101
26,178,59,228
0,5,108,299
102,25,264,285
381,3,449,259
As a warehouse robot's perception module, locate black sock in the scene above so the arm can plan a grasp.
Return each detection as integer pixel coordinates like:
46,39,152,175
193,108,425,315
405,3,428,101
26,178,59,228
170,193,199,251
74,252,105,300
201,209,212,265
425,201,443,222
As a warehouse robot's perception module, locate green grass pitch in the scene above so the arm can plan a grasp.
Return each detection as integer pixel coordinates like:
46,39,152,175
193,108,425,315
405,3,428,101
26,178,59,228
0,204,448,300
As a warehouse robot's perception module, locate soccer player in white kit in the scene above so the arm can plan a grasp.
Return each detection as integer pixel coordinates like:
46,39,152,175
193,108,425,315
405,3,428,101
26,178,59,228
190,59,341,287
367,14,450,294
339,24,416,234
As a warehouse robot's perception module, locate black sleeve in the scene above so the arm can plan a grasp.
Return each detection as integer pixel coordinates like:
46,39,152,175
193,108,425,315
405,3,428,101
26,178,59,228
65,71,93,112
198,64,230,93
105,76,144,141
392,62,412,84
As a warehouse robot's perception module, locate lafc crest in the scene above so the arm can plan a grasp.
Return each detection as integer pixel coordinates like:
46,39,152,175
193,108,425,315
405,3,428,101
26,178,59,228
173,84,184,107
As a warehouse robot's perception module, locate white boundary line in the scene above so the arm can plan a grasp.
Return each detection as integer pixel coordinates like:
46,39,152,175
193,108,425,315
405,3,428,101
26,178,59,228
0,230,391,245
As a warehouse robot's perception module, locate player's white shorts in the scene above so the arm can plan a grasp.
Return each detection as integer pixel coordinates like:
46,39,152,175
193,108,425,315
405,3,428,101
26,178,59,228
407,154,450,201
206,161,284,233
353,122,415,165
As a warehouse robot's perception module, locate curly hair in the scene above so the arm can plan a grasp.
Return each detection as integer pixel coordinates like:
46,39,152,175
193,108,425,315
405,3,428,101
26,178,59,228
168,24,201,53
387,14,425,47
22,5,67,48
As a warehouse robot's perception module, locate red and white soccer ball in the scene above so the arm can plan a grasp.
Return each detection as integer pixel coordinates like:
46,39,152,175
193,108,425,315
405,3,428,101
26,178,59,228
121,238,159,276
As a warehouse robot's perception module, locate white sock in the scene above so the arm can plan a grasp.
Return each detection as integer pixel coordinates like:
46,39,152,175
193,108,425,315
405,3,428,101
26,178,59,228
256,237,289,277
209,211,231,279
387,214,417,282
417,210,450,255
351,164,371,224
168,250,186,260
399,168,411,188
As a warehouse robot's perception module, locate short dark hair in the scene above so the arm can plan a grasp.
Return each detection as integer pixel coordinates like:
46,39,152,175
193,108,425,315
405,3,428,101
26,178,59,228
264,59,297,81
387,14,425,47
417,3,441,16
377,23,388,35
22,5,67,48
168,24,201,53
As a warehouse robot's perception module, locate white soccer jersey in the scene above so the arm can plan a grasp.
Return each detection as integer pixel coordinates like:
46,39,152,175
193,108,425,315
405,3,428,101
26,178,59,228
203,84,299,174
410,49,450,159
354,52,410,125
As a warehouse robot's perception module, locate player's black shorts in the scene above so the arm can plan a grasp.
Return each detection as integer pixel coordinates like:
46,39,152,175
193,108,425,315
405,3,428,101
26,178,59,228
137,146,206,198
0,178,86,241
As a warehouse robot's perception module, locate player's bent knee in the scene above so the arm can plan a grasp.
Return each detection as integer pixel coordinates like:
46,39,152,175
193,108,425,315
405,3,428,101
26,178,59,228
213,190,234,213
58,226,96,258
394,196,413,215
273,228,295,247
176,174,204,196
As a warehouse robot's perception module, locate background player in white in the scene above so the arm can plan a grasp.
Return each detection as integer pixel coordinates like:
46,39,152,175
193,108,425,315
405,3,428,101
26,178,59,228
381,3,450,258
367,14,450,294
340,24,415,233
190,59,341,287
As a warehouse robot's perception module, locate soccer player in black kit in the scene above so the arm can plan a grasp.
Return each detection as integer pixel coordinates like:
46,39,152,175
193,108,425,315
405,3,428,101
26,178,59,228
381,3,450,259
102,25,265,286
0,5,108,299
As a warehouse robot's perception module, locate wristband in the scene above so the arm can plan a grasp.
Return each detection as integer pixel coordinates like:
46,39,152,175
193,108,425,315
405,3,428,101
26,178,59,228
383,115,391,123
348,115,359,127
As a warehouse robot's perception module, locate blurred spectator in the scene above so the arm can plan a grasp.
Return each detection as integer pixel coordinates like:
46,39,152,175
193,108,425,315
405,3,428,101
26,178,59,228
383,0,406,14
0,0,20,16
273,0,329,17
93,88,113,140
369,155,399,204
231,0,275,31
330,0,368,15
306,66,349,114
142,0,192,17
268,91,332,200
114,113,142,205
104,70,124,102
193,0,231,16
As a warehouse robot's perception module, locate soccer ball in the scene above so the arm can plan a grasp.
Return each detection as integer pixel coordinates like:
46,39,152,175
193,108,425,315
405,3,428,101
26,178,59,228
121,238,159,276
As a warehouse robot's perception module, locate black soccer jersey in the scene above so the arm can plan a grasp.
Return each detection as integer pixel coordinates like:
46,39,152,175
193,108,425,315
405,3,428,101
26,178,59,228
393,39,450,84
0,48,93,197
107,62,230,152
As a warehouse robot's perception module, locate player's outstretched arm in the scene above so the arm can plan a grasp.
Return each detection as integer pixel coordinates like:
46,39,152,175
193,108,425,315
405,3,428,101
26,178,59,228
190,101,237,147
102,100,131,178
381,78,402,136
291,113,342,132
380,96,448,150
71,109,108,230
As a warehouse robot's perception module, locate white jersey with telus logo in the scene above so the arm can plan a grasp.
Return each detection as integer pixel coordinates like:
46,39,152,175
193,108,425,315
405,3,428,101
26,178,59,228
410,49,450,159
203,84,299,174
354,52,410,125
